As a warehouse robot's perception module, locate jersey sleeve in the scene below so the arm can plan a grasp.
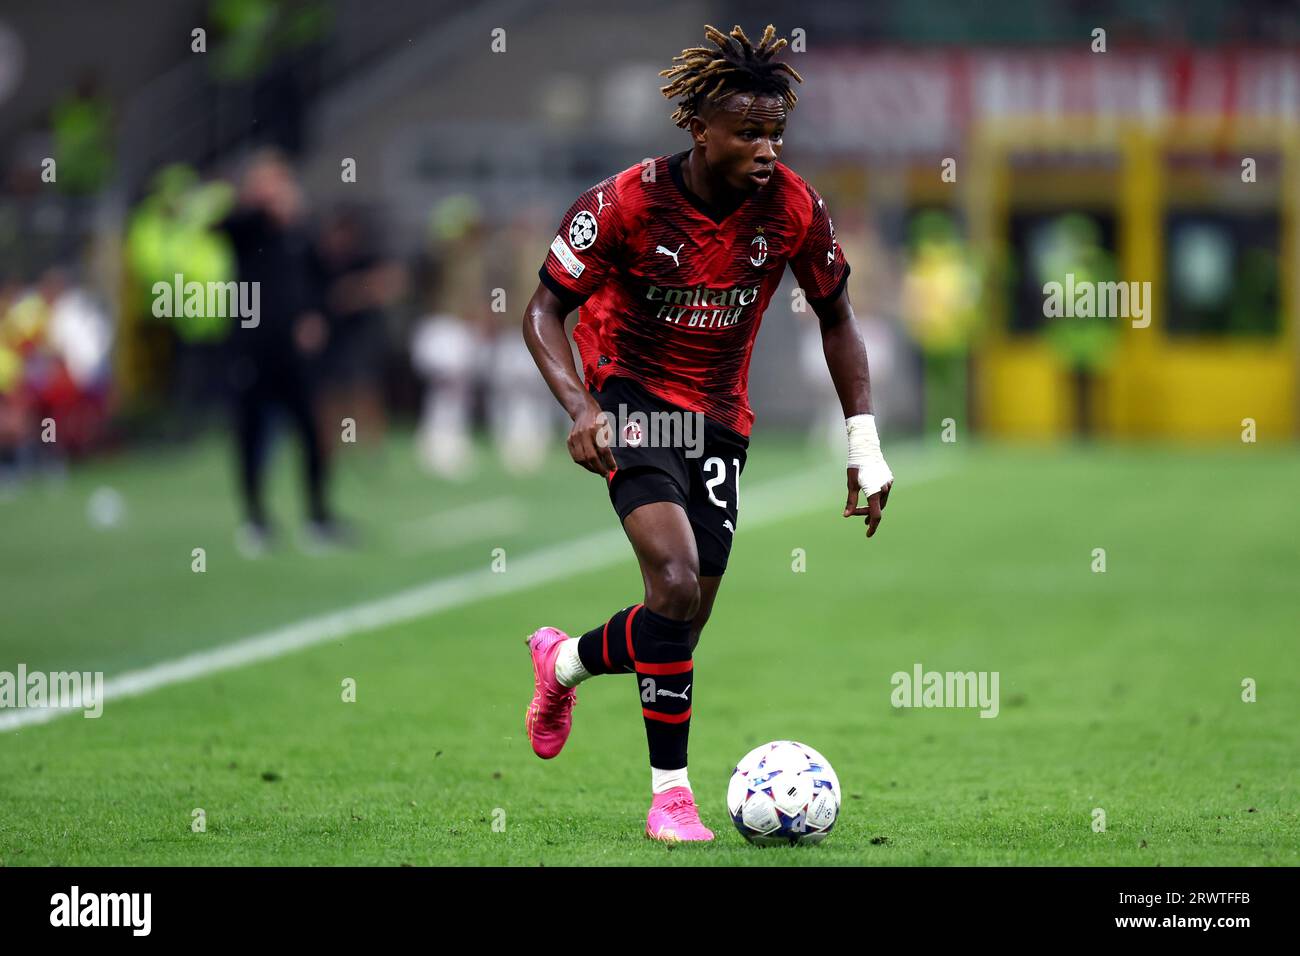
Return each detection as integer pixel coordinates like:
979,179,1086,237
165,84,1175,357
537,175,626,313
788,181,851,308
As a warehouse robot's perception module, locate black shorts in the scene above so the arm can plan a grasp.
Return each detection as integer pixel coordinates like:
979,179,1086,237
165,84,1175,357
590,376,749,577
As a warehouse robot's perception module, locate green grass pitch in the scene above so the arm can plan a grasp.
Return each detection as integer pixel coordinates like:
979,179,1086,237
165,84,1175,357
0,432,1296,865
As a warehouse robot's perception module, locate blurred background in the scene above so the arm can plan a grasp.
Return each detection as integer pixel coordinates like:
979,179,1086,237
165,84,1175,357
0,0,1297,628
3,0,1297,491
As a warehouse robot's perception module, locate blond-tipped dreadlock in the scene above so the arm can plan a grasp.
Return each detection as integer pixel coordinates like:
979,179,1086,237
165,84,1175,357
659,24,803,129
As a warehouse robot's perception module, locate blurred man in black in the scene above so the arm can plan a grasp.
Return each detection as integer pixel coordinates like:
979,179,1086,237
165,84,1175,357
220,150,342,555
316,205,403,460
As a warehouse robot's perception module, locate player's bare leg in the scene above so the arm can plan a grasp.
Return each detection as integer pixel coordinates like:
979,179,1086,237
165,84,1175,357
623,500,701,619
688,576,722,653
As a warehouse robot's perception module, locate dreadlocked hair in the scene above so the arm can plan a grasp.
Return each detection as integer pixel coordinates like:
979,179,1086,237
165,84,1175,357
659,24,803,129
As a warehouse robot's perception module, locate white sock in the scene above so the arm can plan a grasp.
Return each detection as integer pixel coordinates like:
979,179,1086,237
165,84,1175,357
652,766,691,795
554,638,592,688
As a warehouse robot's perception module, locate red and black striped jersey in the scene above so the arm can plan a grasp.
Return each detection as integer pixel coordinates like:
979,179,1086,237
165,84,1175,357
539,148,850,437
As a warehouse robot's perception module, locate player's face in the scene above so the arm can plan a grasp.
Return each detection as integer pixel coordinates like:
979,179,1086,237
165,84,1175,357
700,93,786,193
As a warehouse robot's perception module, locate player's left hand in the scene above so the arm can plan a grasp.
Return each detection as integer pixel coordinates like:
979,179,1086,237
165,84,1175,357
843,467,892,538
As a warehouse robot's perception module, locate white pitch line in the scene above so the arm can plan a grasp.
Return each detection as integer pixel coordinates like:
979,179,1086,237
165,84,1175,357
394,497,528,554
0,461,946,733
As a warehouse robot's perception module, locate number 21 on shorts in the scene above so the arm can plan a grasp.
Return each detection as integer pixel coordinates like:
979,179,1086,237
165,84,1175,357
703,457,741,509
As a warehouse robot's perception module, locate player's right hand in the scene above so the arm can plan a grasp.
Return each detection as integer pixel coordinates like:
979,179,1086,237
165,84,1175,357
568,400,617,476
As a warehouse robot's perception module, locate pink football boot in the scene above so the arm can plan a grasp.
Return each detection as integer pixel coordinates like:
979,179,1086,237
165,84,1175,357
524,627,577,759
645,786,714,842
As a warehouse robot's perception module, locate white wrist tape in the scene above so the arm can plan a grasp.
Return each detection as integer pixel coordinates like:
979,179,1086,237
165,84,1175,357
845,414,894,497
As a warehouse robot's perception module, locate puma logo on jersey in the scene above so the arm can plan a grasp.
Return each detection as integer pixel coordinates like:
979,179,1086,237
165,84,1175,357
723,519,734,534
596,190,610,215
655,243,683,268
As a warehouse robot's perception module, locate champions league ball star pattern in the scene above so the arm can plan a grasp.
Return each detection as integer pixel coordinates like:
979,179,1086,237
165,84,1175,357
727,740,841,845
568,210,599,251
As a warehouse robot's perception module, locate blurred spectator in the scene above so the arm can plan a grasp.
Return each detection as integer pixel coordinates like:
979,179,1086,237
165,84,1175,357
316,204,405,459
899,210,984,436
209,0,331,154
218,148,343,554
0,276,31,490
411,195,489,479
1032,213,1120,437
125,163,236,435
484,207,557,476
0,267,112,489
51,74,113,197
411,312,478,479
42,267,112,449
411,200,559,480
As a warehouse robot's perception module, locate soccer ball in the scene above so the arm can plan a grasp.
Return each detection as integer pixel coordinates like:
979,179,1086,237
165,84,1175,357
727,740,840,845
